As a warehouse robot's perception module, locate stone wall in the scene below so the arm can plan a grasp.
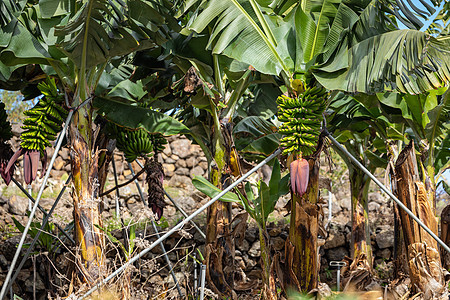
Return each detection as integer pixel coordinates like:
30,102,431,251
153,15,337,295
47,134,208,189
159,135,208,189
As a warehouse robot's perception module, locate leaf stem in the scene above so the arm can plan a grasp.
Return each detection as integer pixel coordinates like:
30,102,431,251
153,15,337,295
228,0,289,73
248,0,277,47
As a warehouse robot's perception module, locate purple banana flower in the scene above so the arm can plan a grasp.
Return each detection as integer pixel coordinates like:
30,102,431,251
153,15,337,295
5,148,47,185
290,158,309,197
146,159,166,220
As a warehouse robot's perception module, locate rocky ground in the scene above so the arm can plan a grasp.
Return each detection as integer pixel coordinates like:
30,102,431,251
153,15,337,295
0,131,448,299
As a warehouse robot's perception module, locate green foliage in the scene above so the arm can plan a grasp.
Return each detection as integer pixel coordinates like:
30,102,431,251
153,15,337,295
188,0,450,94
241,160,289,227
327,92,392,172
376,88,449,173
314,30,450,94
192,176,240,203
20,78,67,153
233,115,281,161
96,223,136,260
94,96,190,136
192,159,289,228
156,216,169,230
12,215,61,255
0,223,17,240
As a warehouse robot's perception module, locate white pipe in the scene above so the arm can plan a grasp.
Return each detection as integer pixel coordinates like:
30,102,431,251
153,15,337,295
199,264,206,300
194,253,198,298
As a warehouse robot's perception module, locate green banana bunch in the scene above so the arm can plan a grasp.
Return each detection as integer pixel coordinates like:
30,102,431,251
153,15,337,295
20,78,68,153
0,103,12,141
277,86,327,156
109,124,154,162
149,133,168,156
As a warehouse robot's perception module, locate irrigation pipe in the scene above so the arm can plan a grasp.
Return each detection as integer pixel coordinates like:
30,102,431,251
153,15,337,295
199,264,206,300
324,129,450,254
127,162,183,297
327,183,332,229
79,148,282,299
111,158,121,218
164,190,206,239
6,175,73,295
194,253,198,299
10,177,74,244
135,159,206,239
0,109,74,300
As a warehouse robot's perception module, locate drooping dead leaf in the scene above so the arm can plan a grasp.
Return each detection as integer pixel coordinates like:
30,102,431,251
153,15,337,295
342,254,379,292
183,67,200,93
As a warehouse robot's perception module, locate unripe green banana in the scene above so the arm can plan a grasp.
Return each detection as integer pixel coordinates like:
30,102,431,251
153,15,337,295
19,78,67,155
276,86,327,156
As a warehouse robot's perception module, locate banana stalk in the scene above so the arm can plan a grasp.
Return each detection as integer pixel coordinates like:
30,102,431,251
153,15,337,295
70,103,106,282
285,153,321,291
393,142,446,298
349,171,372,264
205,119,236,299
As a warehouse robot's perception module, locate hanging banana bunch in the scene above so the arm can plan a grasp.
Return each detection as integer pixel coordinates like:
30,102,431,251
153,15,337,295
149,133,168,156
5,78,68,185
108,124,154,162
277,86,327,196
20,78,68,152
0,102,14,185
277,86,327,156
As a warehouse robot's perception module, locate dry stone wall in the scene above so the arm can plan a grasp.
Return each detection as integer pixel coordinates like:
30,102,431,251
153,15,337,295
45,134,207,190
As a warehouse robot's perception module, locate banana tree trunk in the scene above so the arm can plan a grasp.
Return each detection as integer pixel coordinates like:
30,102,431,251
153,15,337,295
259,225,277,300
286,153,321,291
349,170,372,267
394,141,447,298
205,124,236,298
393,203,409,277
441,205,450,270
70,104,106,283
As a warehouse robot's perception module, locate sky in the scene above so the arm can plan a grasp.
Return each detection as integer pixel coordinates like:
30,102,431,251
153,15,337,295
397,0,445,30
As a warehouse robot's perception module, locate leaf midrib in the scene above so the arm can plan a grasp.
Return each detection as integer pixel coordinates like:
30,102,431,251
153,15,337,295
228,0,289,73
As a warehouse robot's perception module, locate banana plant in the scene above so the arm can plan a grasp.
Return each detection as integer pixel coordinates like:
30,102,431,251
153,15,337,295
375,89,449,297
151,30,281,296
333,87,449,295
0,0,186,289
193,159,289,299
327,93,399,287
186,0,450,292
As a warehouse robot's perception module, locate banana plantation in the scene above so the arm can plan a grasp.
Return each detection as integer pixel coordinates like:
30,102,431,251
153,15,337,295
0,0,449,299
